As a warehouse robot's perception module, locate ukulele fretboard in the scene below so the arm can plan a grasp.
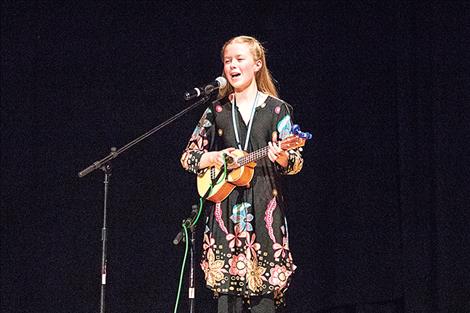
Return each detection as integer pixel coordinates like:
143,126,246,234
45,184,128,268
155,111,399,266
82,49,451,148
238,146,270,166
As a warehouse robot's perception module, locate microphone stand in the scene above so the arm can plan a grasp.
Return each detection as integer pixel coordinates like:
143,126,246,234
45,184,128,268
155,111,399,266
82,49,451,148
78,95,211,313
173,204,199,313
189,221,196,313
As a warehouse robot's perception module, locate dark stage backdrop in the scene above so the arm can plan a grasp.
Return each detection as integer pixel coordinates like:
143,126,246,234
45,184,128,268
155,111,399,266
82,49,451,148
2,2,469,313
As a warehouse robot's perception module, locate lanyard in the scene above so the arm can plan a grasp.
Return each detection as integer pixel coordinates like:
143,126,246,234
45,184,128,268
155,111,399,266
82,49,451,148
232,91,259,151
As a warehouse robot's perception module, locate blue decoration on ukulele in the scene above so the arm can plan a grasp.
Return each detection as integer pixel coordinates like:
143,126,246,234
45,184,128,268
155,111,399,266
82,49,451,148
291,124,312,140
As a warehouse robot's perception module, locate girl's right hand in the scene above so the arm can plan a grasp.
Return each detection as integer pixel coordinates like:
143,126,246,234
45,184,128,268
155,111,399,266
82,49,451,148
210,147,236,168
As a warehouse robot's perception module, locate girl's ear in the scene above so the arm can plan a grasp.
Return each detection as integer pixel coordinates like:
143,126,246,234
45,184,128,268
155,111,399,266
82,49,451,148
254,59,262,72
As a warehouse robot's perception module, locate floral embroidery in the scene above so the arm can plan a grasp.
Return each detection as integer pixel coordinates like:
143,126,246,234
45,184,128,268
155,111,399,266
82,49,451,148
228,253,248,276
245,232,261,260
230,202,254,232
203,233,216,251
273,236,290,259
269,265,292,288
264,197,277,243
215,202,229,234
286,149,304,175
181,112,210,174
246,259,267,292
189,127,207,151
276,114,292,140
226,224,247,248
202,249,226,288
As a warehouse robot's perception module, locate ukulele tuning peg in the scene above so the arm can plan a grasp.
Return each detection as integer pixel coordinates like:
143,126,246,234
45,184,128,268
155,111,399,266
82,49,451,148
291,124,301,134
291,124,312,140
302,131,313,140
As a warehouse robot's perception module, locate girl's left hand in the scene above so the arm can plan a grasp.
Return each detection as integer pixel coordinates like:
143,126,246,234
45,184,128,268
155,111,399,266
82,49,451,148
268,132,288,167
268,141,284,163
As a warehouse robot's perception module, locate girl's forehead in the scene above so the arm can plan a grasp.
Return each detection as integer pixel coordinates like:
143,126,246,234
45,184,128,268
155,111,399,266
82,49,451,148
224,42,252,57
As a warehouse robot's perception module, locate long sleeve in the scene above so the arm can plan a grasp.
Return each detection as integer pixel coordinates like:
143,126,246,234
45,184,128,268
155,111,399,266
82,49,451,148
180,107,215,175
274,102,304,175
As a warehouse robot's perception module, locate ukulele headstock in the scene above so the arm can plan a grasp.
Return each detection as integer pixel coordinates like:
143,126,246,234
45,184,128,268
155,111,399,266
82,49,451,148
279,124,312,151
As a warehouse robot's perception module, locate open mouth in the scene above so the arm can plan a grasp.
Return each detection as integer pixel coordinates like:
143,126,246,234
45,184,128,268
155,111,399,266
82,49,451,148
231,73,241,79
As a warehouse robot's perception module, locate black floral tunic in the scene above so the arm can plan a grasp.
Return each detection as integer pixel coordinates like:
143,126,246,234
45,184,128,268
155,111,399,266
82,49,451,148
181,94,303,306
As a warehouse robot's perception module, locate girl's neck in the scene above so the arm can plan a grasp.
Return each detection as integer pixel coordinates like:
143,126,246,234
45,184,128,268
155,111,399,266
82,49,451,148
234,80,258,107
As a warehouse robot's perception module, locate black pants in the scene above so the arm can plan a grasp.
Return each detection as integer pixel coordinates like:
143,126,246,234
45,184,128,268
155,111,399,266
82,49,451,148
218,294,275,313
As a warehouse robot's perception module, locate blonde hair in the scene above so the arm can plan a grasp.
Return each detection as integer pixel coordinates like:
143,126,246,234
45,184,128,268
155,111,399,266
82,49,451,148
218,35,278,98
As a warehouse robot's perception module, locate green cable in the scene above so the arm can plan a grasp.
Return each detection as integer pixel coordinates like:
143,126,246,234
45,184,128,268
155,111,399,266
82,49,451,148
173,157,229,313
173,224,189,313
191,197,205,227
190,158,228,227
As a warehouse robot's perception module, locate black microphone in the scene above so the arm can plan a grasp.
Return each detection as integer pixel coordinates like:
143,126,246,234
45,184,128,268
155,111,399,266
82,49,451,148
184,77,227,100
222,153,234,164
173,204,199,245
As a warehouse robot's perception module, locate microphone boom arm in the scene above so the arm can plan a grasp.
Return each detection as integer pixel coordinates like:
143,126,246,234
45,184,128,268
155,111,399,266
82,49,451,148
78,94,212,178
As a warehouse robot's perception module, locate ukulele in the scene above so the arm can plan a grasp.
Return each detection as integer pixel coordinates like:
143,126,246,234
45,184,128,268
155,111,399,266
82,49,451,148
197,126,310,203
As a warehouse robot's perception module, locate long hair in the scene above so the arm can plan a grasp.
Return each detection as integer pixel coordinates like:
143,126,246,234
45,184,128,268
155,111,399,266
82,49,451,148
218,35,278,98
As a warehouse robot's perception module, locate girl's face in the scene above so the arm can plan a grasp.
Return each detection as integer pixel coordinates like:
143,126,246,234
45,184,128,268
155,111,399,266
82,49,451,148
223,42,262,92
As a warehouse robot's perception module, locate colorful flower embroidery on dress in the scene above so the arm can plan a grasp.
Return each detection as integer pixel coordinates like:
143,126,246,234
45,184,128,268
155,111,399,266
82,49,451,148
269,265,292,289
245,232,261,260
230,202,254,232
228,253,248,276
203,248,227,288
214,202,229,234
273,236,290,259
246,259,267,292
264,196,278,243
226,224,247,249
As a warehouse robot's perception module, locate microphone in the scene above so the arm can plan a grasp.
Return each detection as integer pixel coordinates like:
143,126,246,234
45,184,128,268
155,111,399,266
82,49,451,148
184,77,227,100
173,204,199,245
222,153,234,164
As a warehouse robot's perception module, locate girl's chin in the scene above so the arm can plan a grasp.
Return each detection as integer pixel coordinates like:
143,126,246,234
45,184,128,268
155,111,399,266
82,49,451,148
231,81,249,91
228,79,241,86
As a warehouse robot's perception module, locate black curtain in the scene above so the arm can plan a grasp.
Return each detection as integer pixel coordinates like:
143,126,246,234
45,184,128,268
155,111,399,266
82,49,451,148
2,2,469,313
396,2,470,312
307,2,470,312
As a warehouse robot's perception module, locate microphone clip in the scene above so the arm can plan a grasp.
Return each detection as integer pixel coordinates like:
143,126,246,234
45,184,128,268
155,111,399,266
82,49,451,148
184,77,227,101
